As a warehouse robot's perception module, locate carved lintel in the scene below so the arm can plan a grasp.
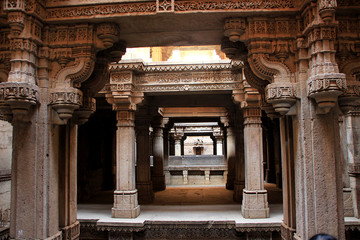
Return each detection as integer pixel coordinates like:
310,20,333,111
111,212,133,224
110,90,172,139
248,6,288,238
308,73,346,114
0,82,39,121
49,87,83,122
224,18,246,42
265,83,297,115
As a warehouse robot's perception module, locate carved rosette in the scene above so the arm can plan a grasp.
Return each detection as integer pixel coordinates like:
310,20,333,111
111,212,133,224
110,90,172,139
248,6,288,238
74,96,96,125
308,73,346,113
265,83,297,115
319,0,337,22
0,82,39,120
49,87,83,122
224,18,246,42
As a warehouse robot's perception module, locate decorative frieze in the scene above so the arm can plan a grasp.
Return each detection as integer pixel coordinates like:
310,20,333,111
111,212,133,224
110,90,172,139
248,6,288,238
46,0,295,20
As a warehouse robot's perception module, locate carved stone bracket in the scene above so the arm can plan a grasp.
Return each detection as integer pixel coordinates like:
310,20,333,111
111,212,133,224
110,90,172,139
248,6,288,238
307,73,346,114
224,18,246,42
319,0,337,23
49,87,83,122
265,83,298,115
0,82,39,121
74,96,96,125
96,23,120,49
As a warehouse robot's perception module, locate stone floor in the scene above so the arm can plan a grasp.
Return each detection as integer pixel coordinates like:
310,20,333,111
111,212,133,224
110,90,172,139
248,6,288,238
78,184,283,227
77,185,360,239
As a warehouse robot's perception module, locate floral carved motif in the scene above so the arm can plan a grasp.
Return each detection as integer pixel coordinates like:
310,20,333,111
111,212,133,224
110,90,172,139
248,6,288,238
46,0,294,20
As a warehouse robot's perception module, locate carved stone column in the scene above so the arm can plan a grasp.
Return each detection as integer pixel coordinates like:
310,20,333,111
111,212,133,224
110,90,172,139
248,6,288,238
241,107,270,218
292,2,345,239
152,117,166,191
112,109,140,218
213,127,224,155
58,124,80,240
225,124,236,190
279,116,296,240
135,117,154,204
234,123,245,202
339,98,360,218
172,128,184,156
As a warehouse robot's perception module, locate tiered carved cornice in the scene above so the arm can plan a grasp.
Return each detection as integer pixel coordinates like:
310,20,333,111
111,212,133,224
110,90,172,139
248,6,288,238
301,1,346,114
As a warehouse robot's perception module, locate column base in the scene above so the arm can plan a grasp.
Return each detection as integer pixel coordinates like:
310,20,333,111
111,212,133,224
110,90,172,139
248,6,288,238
233,181,245,202
136,181,154,204
241,189,270,218
112,190,140,218
152,174,166,191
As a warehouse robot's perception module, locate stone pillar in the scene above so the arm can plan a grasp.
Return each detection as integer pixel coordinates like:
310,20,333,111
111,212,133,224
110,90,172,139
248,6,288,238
58,123,80,240
279,116,296,240
172,128,184,156
213,127,224,155
234,122,245,202
112,110,140,218
292,20,345,239
152,117,166,191
241,107,269,218
225,125,236,190
135,117,154,204
338,106,360,218
8,91,61,239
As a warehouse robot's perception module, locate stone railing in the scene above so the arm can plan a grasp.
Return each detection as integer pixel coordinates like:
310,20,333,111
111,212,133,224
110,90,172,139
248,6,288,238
0,208,10,228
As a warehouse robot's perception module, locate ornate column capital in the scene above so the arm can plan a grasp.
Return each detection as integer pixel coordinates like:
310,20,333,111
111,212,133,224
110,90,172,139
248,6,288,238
49,87,83,123
265,82,298,115
0,82,39,121
73,96,96,125
307,73,346,114
224,18,246,42
318,0,337,23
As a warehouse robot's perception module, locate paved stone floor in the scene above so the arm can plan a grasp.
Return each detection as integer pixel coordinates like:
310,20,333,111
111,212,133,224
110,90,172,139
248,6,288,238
77,185,360,227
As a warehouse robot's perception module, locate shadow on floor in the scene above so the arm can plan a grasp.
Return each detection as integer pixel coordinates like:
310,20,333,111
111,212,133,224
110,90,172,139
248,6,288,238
79,183,282,205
